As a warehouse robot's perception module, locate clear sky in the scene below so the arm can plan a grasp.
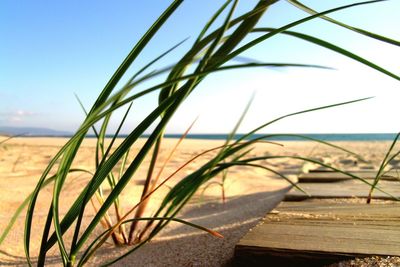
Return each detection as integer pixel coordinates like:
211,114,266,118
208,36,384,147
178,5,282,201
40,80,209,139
1,0,400,134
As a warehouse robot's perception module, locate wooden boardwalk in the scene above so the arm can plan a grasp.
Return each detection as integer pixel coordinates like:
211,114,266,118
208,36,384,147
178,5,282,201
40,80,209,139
285,180,400,201
298,170,400,183
234,170,400,266
286,170,400,201
235,201,400,266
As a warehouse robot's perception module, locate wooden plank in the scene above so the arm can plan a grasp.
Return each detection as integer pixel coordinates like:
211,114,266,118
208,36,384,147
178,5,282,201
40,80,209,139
234,201,400,266
299,171,400,183
285,180,400,201
308,168,375,173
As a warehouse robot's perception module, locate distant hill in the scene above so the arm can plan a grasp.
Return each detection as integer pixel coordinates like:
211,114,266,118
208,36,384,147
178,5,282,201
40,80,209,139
0,126,72,136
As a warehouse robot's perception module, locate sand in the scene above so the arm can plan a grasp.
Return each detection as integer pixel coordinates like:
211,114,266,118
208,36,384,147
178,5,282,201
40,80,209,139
0,137,398,266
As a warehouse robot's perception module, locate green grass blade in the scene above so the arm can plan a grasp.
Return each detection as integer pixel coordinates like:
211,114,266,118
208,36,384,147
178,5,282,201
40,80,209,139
74,93,101,139
236,97,372,144
195,0,233,43
367,132,400,202
74,93,104,172
88,0,183,113
37,205,54,267
52,139,85,265
375,132,400,179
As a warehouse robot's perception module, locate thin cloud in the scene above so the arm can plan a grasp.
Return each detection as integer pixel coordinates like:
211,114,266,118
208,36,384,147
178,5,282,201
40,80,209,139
0,110,38,123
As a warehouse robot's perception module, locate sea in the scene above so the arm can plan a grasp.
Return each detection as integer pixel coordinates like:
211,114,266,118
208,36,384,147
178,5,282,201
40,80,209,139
21,133,398,141
146,133,398,141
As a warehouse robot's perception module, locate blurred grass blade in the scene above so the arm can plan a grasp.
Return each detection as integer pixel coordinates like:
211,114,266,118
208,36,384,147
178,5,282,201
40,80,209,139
253,28,400,81
218,161,308,195
209,0,275,68
0,134,25,145
288,0,400,47
257,133,365,161
227,0,388,64
2,177,54,246
217,62,332,71
197,0,238,70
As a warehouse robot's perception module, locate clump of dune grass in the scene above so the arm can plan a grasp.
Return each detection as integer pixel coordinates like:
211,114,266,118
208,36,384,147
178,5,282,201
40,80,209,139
1,0,400,266
366,132,400,203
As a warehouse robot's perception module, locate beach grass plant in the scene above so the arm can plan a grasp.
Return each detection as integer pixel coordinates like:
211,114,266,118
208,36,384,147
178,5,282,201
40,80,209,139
1,0,400,266
366,132,400,203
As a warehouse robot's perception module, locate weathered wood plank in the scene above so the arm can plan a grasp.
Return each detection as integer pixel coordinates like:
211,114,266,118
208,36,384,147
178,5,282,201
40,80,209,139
285,180,400,201
299,171,400,183
234,201,400,267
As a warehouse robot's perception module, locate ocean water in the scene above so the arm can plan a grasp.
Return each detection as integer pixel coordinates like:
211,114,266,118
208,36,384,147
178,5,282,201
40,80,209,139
36,133,397,141
159,133,398,141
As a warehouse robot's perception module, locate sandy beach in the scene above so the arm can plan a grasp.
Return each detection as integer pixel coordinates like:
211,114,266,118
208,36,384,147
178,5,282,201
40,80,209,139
0,137,398,266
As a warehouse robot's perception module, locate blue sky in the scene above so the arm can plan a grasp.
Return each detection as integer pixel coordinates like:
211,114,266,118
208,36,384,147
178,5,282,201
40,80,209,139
1,0,399,134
